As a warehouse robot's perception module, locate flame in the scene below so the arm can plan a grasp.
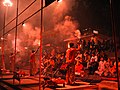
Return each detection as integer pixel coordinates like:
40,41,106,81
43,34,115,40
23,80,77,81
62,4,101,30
33,39,40,46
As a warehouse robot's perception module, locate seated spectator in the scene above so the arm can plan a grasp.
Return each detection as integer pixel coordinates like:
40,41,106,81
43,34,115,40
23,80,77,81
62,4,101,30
83,51,90,68
75,61,84,76
88,58,97,74
104,58,112,77
109,61,116,77
95,57,106,76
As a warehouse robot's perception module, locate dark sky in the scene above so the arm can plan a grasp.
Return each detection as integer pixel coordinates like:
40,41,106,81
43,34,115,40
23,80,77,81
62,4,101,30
69,0,120,37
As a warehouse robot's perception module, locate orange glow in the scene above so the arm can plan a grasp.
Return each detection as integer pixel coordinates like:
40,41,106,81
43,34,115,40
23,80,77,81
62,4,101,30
3,0,13,7
0,47,1,49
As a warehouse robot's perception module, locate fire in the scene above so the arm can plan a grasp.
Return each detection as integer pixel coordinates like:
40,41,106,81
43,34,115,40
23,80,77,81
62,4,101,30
33,39,40,46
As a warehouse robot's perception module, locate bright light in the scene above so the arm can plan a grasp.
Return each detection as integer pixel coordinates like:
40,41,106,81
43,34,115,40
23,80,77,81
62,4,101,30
22,23,26,27
1,37,4,40
25,47,28,50
0,47,1,49
93,30,98,34
58,0,62,3
3,0,13,7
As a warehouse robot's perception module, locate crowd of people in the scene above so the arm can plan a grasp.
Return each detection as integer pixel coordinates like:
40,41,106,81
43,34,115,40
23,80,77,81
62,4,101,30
7,36,119,85
40,38,118,79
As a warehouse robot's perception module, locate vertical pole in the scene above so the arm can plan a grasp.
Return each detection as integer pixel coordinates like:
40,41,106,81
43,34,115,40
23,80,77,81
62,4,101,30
39,0,43,90
109,0,119,88
14,0,19,72
1,6,6,70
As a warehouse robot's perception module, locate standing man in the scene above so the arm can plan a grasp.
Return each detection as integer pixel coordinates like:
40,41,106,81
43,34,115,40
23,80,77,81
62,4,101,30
65,42,80,85
30,47,39,76
30,50,37,76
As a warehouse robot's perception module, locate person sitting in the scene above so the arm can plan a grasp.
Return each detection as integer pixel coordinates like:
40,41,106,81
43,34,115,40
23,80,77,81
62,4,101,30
75,61,84,76
95,57,106,76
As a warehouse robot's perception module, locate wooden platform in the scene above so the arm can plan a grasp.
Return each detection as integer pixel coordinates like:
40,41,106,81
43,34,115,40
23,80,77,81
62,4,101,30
56,84,98,90
97,80,118,90
56,81,98,90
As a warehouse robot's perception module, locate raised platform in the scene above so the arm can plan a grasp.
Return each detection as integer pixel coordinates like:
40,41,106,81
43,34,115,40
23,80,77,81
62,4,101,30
56,84,98,90
97,80,118,90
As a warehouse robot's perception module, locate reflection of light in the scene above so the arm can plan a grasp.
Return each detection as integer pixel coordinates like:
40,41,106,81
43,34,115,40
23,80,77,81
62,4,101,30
3,0,13,7
0,47,1,49
58,0,62,3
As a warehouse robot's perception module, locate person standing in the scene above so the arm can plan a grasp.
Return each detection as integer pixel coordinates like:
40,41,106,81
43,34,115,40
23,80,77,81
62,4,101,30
65,42,80,85
30,48,39,76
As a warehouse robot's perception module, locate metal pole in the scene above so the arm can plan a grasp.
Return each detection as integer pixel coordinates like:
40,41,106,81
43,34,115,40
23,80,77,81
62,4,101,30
39,0,43,90
109,0,119,89
14,0,19,72
1,6,6,70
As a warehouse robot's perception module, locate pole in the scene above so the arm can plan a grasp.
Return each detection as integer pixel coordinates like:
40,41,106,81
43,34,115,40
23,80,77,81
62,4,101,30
1,6,6,70
14,0,19,72
109,0,119,88
39,0,43,90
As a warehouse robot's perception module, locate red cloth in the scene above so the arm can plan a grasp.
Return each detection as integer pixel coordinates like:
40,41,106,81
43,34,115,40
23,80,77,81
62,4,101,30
75,64,83,73
52,78,65,84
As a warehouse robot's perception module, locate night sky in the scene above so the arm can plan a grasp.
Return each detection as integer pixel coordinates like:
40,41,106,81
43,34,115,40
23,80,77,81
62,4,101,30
69,0,120,37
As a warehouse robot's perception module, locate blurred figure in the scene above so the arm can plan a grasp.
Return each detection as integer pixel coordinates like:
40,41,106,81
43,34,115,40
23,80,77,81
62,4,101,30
88,53,98,75
75,61,84,76
95,57,106,76
30,49,38,76
65,42,80,85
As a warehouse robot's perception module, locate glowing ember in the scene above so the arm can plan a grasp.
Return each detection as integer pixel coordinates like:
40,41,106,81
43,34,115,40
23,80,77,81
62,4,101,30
3,0,13,7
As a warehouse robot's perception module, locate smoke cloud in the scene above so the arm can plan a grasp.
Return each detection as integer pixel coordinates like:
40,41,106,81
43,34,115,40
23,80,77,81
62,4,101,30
2,0,81,66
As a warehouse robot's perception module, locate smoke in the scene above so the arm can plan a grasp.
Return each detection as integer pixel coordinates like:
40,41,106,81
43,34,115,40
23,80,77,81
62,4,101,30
3,0,80,65
6,23,40,62
42,0,80,44
54,15,79,41
5,0,79,52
